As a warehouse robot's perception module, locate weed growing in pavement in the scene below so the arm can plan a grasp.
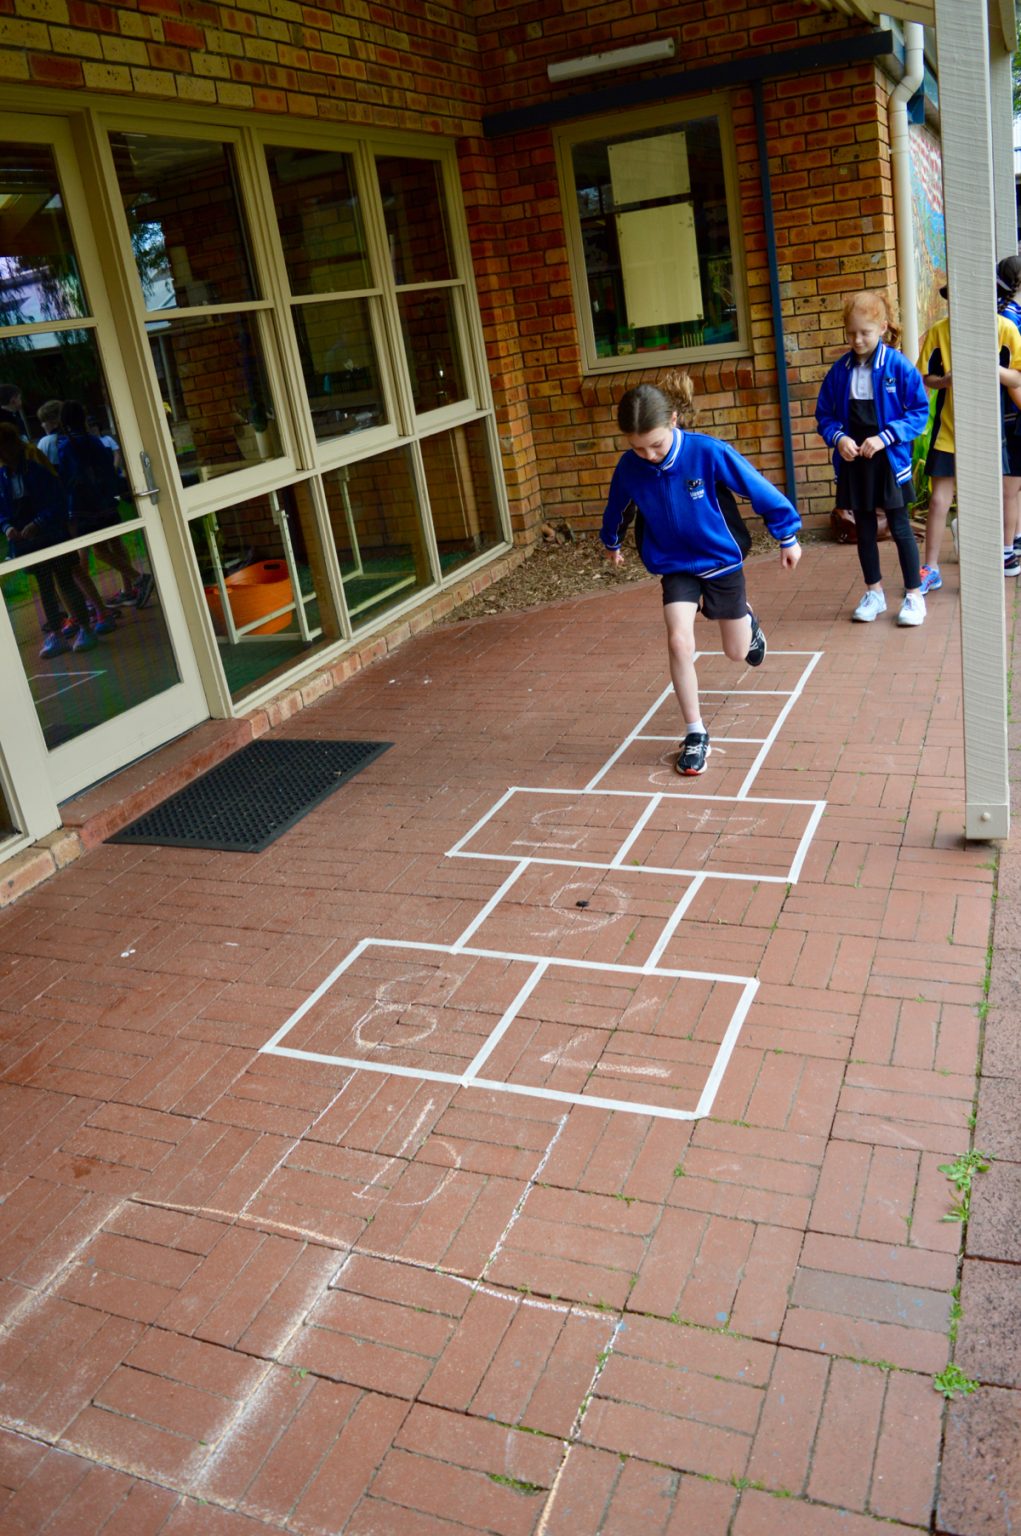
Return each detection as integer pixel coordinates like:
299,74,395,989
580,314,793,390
948,1285,963,1345
933,1362,980,1400
939,1148,992,1224
486,1474,544,1495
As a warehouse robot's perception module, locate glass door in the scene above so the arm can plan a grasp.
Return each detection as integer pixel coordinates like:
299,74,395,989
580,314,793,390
0,119,208,804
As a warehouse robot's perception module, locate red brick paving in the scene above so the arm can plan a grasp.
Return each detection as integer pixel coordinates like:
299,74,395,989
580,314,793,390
1,542,1019,1532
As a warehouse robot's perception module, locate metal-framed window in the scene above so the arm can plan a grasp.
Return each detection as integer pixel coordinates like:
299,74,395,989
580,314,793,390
555,98,747,374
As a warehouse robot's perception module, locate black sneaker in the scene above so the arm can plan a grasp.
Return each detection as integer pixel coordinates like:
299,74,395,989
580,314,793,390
676,731,711,776
134,572,155,609
1006,553,1020,578
745,613,767,667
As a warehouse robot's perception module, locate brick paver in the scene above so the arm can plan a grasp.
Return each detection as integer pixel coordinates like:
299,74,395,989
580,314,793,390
1,543,1018,1533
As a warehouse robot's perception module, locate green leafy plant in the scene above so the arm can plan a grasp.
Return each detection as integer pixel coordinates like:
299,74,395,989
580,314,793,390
939,1148,991,1223
933,1362,979,1400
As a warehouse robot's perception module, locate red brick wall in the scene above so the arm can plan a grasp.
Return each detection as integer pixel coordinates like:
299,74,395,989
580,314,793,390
1,0,896,539
471,3,898,537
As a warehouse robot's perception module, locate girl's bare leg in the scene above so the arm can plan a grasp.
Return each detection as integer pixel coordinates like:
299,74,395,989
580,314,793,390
717,612,753,662
925,476,955,569
663,600,701,724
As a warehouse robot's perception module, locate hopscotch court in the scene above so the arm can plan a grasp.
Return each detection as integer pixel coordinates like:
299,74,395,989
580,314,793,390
261,648,825,1121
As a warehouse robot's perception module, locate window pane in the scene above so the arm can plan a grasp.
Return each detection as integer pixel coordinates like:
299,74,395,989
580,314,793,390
293,298,387,442
0,330,134,536
1,530,177,751
147,314,282,486
398,291,467,414
109,132,258,310
189,481,338,701
571,117,737,359
322,448,432,628
0,143,86,322
265,146,371,296
0,776,16,838
376,157,454,285
421,421,504,576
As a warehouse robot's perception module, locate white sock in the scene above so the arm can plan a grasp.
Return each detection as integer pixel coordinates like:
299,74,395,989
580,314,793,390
685,718,705,737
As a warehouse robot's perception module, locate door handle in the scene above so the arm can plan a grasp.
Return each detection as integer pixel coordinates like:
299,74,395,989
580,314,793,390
138,449,160,506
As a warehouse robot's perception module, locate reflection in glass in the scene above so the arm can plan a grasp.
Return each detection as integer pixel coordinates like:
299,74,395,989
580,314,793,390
420,421,504,576
265,146,370,296
323,448,431,628
376,157,453,285
398,291,466,415
109,133,257,310
0,326,121,450
0,142,86,324
189,481,337,701
293,298,387,443
1,531,178,751
0,777,16,839
147,314,281,485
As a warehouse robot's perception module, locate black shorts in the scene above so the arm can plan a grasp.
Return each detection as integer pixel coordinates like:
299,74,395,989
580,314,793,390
661,565,748,620
925,447,955,479
1003,429,1021,478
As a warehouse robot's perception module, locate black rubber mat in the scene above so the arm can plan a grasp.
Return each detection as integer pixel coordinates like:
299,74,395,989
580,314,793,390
107,738,392,853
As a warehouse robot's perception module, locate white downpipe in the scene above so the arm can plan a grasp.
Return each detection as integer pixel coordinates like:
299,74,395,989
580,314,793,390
889,23,925,363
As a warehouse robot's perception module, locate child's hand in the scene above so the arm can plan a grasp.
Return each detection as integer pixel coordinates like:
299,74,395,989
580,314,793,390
604,546,625,567
837,436,859,462
858,435,885,459
780,542,801,570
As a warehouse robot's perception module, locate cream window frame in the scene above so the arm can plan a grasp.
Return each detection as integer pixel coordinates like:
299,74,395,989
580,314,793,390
94,117,301,519
554,96,749,376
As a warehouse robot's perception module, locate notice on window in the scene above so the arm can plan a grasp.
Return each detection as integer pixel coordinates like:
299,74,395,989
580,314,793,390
608,134,690,206
615,204,702,328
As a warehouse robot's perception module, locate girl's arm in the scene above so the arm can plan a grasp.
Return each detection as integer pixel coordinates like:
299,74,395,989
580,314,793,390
715,443,801,549
858,360,929,459
600,462,637,560
1000,365,1021,413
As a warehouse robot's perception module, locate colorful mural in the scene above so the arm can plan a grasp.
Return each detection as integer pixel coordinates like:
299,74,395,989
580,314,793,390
910,124,947,341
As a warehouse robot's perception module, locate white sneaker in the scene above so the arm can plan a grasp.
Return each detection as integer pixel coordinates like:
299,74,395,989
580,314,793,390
852,590,887,622
897,591,926,626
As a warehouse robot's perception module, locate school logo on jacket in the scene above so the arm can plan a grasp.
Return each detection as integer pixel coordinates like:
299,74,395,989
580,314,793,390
883,376,897,392
686,478,705,499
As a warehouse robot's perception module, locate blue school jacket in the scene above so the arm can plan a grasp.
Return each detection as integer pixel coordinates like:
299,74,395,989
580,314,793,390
815,343,928,488
599,429,800,578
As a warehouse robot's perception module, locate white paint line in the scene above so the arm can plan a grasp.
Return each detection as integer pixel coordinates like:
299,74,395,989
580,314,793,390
735,650,824,799
451,857,530,950
462,959,548,1083
692,977,759,1118
468,1075,699,1120
584,683,674,791
610,791,663,867
259,937,374,1052
445,783,519,857
639,734,768,744
787,797,829,882
644,873,707,969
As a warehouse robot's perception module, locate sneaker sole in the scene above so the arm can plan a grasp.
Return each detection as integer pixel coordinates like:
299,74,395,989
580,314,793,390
1006,568,1021,578
851,612,884,622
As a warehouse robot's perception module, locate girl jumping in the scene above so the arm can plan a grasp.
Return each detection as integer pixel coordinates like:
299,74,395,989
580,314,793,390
600,372,801,777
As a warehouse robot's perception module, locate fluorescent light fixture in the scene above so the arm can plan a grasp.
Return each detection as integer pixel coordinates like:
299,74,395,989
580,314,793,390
547,37,676,83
